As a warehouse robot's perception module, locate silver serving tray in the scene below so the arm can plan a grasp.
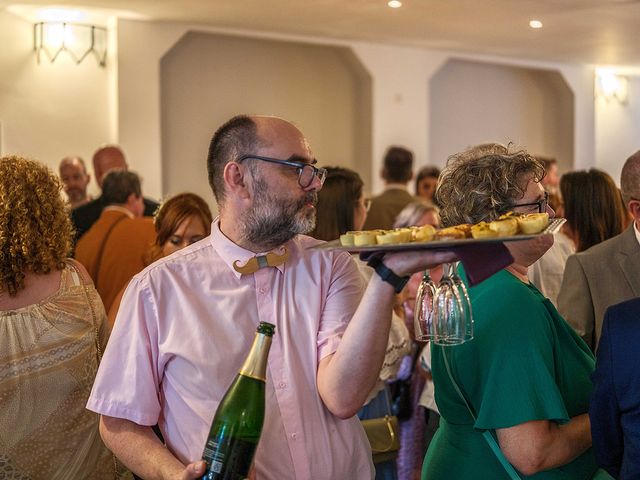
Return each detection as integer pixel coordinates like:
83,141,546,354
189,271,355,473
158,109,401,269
311,218,566,252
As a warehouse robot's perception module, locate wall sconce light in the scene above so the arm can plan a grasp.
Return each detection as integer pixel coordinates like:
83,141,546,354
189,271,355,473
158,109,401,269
34,22,107,67
595,69,629,105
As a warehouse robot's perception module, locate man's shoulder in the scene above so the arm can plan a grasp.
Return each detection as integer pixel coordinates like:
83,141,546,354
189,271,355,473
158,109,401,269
71,196,105,240
573,230,630,264
374,187,413,202
292,235,354,264
136,237,217,282
602,298,640,368
606,297,640,326
73,196,104,218
114,216,156,240
143,197,160,216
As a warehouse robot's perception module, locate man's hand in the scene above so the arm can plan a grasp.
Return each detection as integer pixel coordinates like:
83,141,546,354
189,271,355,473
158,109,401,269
180,461,206,480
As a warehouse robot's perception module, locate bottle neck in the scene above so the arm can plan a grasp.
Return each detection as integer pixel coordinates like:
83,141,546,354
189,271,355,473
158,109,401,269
239,333,272,382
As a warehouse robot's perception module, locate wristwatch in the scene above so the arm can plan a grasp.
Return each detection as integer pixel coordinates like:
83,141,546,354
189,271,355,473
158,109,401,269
367,256,410,294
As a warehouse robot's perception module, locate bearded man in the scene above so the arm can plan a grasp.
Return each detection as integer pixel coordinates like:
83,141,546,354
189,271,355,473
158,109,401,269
87,115,456,480
59,155,92,208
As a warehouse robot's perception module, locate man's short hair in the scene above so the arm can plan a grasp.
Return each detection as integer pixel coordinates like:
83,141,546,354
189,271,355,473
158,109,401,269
102,170,141,205
207,115,263,205
383,146,413,184
621,150,640,204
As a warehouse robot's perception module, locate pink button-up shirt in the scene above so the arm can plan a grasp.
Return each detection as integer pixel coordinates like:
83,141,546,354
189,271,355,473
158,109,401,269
87,220,374,479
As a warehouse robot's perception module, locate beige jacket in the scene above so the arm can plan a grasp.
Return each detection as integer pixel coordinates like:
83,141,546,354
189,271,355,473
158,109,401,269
557,224,640,351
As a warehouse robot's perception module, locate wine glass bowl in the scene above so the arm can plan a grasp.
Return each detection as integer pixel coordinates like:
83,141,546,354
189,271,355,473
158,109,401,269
432,263,474,346
413,270,437,341
450,262,474,343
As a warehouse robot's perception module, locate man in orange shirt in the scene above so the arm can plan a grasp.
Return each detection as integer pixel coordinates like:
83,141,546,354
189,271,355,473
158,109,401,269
75,170,156,313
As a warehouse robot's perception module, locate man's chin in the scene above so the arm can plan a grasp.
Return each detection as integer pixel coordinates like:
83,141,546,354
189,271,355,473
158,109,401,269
297,211,316,234
67,194,83,203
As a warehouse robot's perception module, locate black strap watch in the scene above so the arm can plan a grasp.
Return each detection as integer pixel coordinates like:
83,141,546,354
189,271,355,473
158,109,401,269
366,255,410,294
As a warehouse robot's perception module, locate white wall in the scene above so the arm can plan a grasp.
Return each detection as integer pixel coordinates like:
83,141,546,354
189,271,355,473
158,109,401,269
595,76,640,184
429,59,574,171
159,32,372,210
2,9,638,199
0,10,113,197
115,19,603,199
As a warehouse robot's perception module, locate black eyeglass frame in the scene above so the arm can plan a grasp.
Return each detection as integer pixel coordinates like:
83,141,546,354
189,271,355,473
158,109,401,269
510,191,549,214
237,154,327,188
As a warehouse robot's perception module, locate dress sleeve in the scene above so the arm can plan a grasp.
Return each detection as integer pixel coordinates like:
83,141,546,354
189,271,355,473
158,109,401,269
557,254,595,350
471,284,570,430
86,274,162,426
589,309,623,479
316,252,366,361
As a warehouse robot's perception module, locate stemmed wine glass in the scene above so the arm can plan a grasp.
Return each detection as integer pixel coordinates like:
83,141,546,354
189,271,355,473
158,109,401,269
432,263,474,346
413,269,437,341
450,262,474,342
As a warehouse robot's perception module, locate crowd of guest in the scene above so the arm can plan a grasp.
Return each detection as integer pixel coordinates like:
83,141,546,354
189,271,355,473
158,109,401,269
1,118,639,480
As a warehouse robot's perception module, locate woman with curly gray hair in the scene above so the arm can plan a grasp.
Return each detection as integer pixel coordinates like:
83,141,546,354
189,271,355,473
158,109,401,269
0,155,127,479
422,144,610,479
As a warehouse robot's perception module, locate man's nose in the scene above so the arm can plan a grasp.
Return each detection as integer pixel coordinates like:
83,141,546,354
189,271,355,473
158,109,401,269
305,175,323,192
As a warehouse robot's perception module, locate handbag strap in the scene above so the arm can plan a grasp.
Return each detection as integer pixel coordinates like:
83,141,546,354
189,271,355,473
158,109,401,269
92,214,128,289
383,385,393,416
442,349,522,480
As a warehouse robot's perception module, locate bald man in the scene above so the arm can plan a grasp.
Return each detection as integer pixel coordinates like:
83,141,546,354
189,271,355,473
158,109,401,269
71,145,159,241
87,115,458,480
59,156,92,209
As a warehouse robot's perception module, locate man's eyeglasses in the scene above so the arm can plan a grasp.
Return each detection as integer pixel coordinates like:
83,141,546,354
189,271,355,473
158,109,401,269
511,191,549,213
237,154,327,188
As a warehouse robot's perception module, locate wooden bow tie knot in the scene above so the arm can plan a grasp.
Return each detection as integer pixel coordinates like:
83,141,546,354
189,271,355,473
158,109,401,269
233,248,290,275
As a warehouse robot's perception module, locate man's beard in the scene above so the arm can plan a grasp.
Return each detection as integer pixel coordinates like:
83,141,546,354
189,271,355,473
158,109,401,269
241,176,317,250
66,188,86,203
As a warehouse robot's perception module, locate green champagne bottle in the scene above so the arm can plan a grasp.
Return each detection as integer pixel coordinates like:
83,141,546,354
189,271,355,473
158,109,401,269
200,322,275,480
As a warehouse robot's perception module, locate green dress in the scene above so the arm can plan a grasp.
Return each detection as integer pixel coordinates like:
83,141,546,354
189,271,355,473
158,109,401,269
422,269,600,479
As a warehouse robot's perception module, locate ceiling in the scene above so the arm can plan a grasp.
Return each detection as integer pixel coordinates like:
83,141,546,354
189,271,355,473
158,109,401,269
4,0,640,67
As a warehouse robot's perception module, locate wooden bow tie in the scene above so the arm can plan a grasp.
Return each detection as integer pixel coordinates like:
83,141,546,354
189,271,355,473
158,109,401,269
233,247,290,275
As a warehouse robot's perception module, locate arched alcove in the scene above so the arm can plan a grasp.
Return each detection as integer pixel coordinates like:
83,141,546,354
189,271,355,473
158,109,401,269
160,32,372,213
429,59,574,173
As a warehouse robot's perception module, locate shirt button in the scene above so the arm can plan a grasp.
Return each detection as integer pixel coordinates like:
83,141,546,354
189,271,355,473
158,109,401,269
291,433,297,440
278,381,287,389
258,288,265,294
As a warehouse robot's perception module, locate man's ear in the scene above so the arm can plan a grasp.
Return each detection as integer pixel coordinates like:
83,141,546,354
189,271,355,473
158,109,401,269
223,162,251,200
628,199,640,223
125,192,138,205
125,192,142,216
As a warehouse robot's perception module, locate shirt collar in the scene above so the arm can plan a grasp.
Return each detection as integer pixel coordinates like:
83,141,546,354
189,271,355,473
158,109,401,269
634,220,640,247
209,218,289,279
104,205,135,218
384,183,409,191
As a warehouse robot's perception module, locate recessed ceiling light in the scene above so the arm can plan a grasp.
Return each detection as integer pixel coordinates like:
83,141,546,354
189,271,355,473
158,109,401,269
529,19,543,29
388,0,402,8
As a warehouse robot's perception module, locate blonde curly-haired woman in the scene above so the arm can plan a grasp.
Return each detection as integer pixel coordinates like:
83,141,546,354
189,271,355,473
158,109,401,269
0,155,128,479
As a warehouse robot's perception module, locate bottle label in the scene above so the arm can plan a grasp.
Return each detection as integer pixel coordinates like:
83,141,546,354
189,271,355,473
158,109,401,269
202,436,257,480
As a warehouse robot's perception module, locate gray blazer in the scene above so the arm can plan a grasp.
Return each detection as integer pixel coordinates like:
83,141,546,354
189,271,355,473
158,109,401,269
557,224,640,351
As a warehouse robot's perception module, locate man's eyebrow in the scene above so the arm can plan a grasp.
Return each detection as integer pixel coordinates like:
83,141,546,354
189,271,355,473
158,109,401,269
289,154,317,165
